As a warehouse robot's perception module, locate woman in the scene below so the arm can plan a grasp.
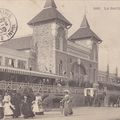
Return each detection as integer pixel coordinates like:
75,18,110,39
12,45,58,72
11,90,21,118
3,92,15,119
61,90,73,116
21,95,35,119
0,95,4,119
32,93,44,115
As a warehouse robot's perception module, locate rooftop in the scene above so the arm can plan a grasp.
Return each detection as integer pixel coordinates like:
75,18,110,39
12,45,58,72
69,15,102,43
0,35,33,50
28,0,72,27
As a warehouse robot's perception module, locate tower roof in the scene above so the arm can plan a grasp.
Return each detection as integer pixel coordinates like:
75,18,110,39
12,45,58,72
44,0,57,9
28,0,72,27
80,15,90,28
69,16,102,43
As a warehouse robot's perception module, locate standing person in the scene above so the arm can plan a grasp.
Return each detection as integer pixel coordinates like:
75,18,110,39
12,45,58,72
60,99,64,115
0,95,4,119
61,90,73,116
32,93,44,115
3,92,15,119
11,90,21,118
21,95,35,119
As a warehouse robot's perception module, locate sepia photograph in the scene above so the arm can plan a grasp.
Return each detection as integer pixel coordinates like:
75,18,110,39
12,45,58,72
0,0,120,120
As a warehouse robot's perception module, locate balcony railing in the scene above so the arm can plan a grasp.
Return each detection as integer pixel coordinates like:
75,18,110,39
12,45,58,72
0,81,83,94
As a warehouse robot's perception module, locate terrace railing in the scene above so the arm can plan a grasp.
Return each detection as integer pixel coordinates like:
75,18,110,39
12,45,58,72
0,81,83,94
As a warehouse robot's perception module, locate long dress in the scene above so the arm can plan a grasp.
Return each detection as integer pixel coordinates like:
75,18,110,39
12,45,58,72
21,97,35,118
62,94,73,116
32,96,44,115
11,93,21,118
3,95,14,118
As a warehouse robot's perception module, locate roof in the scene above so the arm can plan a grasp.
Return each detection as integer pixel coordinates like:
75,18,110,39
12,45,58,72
0,46,29,59
69,16,102,42
28,1,72,26
69,27,102,42
80,15,90,28
44,0,57,9
0,35,33,50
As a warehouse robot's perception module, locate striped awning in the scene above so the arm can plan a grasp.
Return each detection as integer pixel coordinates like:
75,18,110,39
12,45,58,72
0,66,67,79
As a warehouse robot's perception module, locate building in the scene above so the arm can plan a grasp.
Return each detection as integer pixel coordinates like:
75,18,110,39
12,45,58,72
0,0,119,106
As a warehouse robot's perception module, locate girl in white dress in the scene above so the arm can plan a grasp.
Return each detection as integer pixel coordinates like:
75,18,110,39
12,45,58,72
3,92,15,119
32,94,44,115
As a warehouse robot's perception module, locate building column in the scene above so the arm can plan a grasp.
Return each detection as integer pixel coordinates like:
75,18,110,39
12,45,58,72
14,59,18,68
2,57,5,66
25,60,29,70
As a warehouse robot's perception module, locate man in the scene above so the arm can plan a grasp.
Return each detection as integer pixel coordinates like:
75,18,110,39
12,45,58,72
60,90,73,116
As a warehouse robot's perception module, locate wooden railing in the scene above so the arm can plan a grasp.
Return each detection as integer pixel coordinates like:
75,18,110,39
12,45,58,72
0,81,84,94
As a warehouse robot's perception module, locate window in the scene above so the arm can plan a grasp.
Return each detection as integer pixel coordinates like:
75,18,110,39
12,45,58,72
59,60,63,75
56,27,66,51
5,57,15,67
18,60,26,69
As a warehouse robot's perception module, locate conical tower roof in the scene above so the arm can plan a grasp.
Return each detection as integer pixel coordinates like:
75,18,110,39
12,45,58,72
28,0,72,27
44,0,57,8
69,15,102,43
80,15,90,28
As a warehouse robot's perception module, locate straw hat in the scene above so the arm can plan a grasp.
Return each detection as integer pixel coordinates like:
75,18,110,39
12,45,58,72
64,89,70,94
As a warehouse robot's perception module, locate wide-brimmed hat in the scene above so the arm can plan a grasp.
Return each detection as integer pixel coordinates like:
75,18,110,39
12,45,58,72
64,89,70,94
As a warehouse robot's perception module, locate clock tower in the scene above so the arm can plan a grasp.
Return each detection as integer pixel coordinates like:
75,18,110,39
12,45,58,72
28,0,71,74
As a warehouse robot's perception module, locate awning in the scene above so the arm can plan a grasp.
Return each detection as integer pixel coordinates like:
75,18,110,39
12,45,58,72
0,66,67,79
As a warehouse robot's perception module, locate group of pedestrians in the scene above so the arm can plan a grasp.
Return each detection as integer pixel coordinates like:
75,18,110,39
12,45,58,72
0,89,73,119
0,91,44,119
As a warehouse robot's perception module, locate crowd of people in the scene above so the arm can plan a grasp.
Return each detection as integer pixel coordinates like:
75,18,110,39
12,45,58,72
0,90,44,119
0,89,73,119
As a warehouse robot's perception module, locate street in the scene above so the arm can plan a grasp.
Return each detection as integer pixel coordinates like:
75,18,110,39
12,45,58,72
14,107,120,120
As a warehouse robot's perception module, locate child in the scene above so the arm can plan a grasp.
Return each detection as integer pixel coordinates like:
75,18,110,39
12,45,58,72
3,92,15,119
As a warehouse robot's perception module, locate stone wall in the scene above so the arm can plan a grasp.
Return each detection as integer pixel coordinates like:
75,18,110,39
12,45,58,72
33,23,56,73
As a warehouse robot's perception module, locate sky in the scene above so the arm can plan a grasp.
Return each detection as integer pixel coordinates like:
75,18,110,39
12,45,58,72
0,0,120,74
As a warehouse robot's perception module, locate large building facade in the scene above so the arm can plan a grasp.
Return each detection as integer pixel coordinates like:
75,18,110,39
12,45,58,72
0,0,119,106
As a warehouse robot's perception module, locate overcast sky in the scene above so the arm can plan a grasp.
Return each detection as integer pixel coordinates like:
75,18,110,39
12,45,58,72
0,0,120,74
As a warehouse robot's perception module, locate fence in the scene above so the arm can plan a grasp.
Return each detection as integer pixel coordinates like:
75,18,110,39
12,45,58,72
0,81,83,94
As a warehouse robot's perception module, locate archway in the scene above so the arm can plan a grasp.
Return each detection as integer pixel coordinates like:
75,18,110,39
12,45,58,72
71,62,86,86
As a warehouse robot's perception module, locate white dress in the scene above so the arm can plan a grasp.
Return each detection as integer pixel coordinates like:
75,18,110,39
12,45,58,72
3,95,14,116
32,96,44,113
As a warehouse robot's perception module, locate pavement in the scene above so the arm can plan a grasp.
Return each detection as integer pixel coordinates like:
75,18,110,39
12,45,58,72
13,107,120,120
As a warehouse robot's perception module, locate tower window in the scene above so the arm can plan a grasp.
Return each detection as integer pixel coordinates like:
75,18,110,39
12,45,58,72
56,27,66,51
59,60,63,75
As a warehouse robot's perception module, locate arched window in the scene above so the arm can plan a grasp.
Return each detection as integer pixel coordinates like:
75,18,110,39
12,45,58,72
59,60,63,75
56,27,66,51
71,62,86,81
